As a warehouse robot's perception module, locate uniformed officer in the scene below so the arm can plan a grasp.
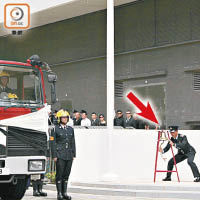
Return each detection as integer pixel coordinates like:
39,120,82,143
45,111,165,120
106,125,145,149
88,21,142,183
51,109,76,200
159,126,200,182
0,72,13,93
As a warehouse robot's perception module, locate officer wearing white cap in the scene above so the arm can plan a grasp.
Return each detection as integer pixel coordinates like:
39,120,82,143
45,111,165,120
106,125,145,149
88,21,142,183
160,126,200,182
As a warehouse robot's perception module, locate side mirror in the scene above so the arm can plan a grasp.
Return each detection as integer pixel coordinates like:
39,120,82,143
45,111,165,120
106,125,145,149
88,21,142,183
48,73,57,104
51,83,57,104
48,74,57,83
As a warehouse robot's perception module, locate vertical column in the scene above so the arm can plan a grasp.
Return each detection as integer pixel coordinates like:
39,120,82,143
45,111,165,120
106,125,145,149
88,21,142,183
107,0,114,129
102,0,118,181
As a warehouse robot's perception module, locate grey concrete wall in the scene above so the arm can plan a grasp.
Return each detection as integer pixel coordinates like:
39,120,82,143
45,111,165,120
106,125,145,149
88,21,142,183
115,42,200,129
50,58,106,116
0,10,106,63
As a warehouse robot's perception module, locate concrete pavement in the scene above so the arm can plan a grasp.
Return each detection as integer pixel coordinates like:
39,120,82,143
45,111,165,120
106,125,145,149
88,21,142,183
23,189,192,200
22,180,200,200
40,181,200,199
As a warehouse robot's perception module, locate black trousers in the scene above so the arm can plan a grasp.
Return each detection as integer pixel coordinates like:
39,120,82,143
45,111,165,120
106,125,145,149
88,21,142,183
167,152,200,178
56,158,73,183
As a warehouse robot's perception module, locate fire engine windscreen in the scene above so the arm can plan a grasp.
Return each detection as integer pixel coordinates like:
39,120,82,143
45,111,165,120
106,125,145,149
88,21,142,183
0,65,42,107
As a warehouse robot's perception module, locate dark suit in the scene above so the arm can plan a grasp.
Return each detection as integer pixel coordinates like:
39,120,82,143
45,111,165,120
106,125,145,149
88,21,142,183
131,118,144,129
51,125,76,183
91,119,99,126
73,118,81,126
114,116,125,127
163,134,200,178
124,117,135,128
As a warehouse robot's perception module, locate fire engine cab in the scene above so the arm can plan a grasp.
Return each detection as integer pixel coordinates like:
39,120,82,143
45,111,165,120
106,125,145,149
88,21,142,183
0,55,56,200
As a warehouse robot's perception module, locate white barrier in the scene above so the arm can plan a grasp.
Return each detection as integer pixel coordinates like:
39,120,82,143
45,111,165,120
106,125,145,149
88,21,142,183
70,129,200,183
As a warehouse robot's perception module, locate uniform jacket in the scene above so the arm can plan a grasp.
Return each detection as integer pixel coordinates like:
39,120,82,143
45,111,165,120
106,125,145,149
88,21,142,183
51,125,76,160
163,134,196,155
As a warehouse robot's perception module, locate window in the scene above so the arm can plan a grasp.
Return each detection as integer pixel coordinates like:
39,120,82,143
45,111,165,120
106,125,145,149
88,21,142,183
193,72,200,91
115,81,123,98
0,65,43,107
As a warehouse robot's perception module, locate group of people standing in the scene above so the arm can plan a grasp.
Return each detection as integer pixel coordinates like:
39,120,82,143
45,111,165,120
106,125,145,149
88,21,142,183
114,109,157,129
73,110,106,126
49,110,106,127
49,108,157,129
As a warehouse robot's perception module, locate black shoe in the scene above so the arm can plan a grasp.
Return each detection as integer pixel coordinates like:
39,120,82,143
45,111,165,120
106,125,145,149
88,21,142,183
32,181,40,197
194,177,200,182
39,191,47,197
63,195,71,200
56,182,64,200
57,193,64,200
38,184,47,196
162,177,171,181
62,181,71,200
33,191,40,197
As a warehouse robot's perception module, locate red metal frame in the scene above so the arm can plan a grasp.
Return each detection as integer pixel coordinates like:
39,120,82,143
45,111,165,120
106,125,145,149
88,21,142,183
37,66,46,103
0,60,46,120
154,131,180,182
0,60,32,67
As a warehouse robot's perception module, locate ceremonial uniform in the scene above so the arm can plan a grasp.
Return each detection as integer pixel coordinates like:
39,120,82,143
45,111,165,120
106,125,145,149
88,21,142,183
51,122,76,200
162,126,200,182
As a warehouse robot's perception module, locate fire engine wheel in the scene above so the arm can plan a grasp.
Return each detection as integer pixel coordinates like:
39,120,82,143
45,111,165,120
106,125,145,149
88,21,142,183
0,178,28,200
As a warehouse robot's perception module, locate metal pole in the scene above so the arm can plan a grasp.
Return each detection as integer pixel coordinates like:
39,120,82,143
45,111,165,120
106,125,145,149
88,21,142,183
101,0,118,182
107,0,114,129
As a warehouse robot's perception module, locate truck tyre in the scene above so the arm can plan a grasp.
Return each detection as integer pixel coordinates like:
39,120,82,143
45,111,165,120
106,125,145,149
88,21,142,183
0,178,27,200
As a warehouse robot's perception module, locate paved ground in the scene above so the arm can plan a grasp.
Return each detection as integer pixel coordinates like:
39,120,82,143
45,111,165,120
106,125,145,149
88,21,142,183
23,189,190,200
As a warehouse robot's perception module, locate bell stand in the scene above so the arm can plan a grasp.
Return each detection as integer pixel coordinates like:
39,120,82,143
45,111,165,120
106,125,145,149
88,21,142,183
154,130,180,182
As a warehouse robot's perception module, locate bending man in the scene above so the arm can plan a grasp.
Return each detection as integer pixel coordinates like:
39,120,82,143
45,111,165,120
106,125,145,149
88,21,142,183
160,126,200,182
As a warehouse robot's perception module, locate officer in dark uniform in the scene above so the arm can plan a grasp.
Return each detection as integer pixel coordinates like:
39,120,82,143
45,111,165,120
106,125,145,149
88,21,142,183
160,126,200,182
51,109,76,200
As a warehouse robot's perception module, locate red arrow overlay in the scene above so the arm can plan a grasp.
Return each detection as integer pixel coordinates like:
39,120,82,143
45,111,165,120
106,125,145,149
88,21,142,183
127,92,159,124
